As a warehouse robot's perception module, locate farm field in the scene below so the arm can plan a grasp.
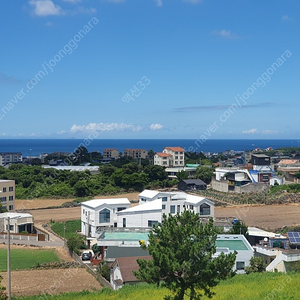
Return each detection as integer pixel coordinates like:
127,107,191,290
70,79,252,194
13,272,299,300
2,268,102,297
51,220,81,239
0,247,59,271
15,193,140,210
27,201,300,231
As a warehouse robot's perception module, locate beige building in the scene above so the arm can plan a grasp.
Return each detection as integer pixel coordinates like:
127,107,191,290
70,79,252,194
154,147,185,167
123,149,148,159
103,148,119,159
0,180,15,212
0,212,33,233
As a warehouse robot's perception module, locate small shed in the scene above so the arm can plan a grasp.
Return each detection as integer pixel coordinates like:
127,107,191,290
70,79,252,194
110,256,151,290
178,179,207,191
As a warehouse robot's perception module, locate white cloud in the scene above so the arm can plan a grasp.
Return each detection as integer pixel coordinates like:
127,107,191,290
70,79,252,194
282,15,293,21
74,6,97,14
29,0,62,16
212,29,239,39
149,123,163,130
242,128,257,134
262,130,278,134
183,0,202,4
70,122,143,133
155,0,163,6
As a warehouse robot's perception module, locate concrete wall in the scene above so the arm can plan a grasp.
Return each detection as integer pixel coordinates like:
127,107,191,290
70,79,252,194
212,179,268,194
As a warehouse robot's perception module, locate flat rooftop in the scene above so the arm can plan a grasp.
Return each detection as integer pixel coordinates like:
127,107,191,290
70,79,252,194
216,240,249,251
99,231,150,242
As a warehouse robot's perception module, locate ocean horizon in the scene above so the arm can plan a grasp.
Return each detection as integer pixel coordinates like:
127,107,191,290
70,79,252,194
0,139,299,157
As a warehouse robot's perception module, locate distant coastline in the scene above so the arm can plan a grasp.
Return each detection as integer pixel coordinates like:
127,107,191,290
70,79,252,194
0,139,299,157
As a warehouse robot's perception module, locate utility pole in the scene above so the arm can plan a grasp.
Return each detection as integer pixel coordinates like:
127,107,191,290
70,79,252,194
63,221,66,242
7,217,11,300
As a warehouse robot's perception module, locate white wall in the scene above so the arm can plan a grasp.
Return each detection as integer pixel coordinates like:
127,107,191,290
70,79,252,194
117,211,162,228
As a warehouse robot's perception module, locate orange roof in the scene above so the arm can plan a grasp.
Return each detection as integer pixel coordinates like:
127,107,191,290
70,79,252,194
104,148,118,151
156,152,172,157
278,159,300,165
164,147,185,152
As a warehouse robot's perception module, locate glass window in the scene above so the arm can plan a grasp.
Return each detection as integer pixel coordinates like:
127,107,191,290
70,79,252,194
190,205,193,210
200,203,210,215
9,186,13,192
99,208,110,223
9,205,14,211
117,207,126,212
170,205,175,214
162,197,167,202
3,187,6,192
177,205,180,213
162,204,166,209
123,218,126,228
148,220,158,227
9,196,13,201
236,261,245,270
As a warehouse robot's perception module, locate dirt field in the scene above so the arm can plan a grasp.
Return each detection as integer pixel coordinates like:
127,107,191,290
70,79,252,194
15,192,140,210
1,268,102,297
215,203,300,231
16,193,300,230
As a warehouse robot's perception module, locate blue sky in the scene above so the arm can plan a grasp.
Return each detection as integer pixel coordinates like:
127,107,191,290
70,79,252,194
0,0,299,139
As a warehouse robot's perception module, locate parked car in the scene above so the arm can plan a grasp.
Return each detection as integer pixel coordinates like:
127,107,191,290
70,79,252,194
82,251,93,261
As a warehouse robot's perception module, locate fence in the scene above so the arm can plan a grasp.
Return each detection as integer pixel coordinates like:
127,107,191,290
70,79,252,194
0,232,39,241
70,251,112,289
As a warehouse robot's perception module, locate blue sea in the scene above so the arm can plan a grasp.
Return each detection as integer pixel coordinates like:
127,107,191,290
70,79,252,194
0,139,299,157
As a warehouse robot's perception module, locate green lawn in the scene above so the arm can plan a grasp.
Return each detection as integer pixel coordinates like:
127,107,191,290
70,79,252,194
0,248,60,271
13,272,300,300
51,220,81,239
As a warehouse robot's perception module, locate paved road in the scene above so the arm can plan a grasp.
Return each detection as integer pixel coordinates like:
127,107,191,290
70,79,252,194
0,238,64,247
0,224,65,247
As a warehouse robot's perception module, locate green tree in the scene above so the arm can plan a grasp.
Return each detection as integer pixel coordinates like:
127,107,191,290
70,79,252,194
295,171,300,179
134,211,236,300
67,235,85,255
0,272,7,300
176,170,189,181
230,220,248,237
144,165,167,181
97,261,110,281
195,166,214,184
245,257,266,274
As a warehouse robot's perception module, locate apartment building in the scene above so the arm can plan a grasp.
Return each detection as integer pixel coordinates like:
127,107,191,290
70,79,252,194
103,149,119,160
123,149,148,159
154,147,185,167
0,180,15,212
0,152,22,166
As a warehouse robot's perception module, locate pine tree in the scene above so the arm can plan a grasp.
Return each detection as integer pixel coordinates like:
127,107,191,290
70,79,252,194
134,211,236,300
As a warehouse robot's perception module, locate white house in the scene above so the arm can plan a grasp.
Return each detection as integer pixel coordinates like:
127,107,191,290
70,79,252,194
153,152,172,167
81,198,130,238
116,190,214,229
154,147,185,167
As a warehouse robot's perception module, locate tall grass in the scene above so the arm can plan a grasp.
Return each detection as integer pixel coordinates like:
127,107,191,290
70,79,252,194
51,220,81,239
14,272,300,300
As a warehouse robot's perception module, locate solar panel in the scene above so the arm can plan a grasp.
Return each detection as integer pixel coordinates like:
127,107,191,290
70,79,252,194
287,232,300,244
